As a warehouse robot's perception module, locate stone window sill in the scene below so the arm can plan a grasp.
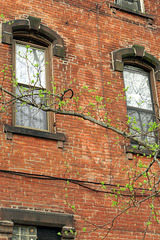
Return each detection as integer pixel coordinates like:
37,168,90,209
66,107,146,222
125,145,156,157
4,124,65,142
109,3,154,21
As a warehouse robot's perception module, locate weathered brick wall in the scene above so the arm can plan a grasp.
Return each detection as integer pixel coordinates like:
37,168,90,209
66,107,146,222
0,0,160,239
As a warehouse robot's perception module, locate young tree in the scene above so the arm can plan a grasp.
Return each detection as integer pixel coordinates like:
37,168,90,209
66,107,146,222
0,11,160,239
0,46,160,239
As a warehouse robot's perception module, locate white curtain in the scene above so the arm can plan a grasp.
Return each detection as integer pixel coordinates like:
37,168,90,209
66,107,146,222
15,44,48,130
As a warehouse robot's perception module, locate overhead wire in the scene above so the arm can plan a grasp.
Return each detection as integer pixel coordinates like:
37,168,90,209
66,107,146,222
0,169,159,198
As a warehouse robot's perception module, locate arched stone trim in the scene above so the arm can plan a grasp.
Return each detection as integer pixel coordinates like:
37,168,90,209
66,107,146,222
111,45,160,81
2,16,65,58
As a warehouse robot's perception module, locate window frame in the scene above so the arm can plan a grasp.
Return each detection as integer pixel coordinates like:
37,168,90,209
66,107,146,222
112,45,160,153
123,59,159,143
12,40,54,132
2,17,66,142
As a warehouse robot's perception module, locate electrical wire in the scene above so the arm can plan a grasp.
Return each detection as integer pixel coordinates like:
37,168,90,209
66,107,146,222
0,169,159,198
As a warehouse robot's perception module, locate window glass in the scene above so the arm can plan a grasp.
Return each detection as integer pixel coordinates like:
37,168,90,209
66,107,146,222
124,66,153,110
37,226,61,240
15,88,48,130
15,43,48,130
123,65,156,143
16,44,46,88
12,225,61,240
116,0,141,11
12,225,37,240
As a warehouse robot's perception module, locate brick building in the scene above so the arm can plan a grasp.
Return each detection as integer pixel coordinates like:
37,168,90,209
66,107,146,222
0,0,160,239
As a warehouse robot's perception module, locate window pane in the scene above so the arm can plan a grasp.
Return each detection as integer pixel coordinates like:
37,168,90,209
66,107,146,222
124,66,153,110
21,236,28,240
16,87,48,130
116,0,141,11
16,44,45,88
21,226,28,235
29,227,37,236
29,237,36,240
12,226,37,240
37,226,61,240
13,226,20,235
128,109,155,143
12,236,20,240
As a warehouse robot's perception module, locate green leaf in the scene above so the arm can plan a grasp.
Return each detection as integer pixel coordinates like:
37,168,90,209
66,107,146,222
112,201,118,206
146,221,152,226
71,205,75,210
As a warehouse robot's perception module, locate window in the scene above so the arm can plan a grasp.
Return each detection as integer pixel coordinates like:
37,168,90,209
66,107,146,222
115,0,143,12
2,16,65,134
123,65,156,143
12,225,61,240
15,42,48,130
0,208,75,240
112,45,160,149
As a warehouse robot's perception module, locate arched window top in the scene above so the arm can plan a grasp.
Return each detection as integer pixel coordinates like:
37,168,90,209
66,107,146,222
111,45,160,81
2,16,65,58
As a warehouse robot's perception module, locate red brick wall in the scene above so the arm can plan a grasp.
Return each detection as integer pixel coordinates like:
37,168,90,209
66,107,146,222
0,0,160,239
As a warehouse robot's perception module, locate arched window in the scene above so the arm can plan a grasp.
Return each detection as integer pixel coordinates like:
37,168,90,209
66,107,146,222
15,42,49,130
123,65,156,142
112,45,160,143
2,16,65,131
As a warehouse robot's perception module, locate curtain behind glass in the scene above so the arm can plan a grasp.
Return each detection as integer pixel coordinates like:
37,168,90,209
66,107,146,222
15,43,48,130
116,0,141,11
123,65,155,143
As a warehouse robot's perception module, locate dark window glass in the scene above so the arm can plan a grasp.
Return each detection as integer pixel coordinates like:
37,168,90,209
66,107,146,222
37,226,61,240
